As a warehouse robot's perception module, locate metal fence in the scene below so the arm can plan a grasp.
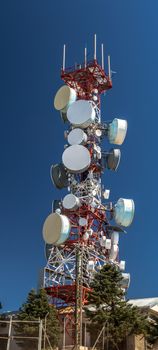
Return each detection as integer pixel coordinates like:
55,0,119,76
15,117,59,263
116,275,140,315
0,317,54,350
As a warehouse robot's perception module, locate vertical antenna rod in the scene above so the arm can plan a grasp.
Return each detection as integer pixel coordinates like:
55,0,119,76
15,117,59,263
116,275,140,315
108,55,111,80
63,44,66,71
101,43,104,70
84,47,87,68
94,34,97,60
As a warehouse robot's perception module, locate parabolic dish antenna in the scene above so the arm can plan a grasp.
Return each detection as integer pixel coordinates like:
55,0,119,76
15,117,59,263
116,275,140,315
63,193,80,211
109,244,118,261
111,231,119,245
121,273,130,289
119,260,125,271
67,100,96,128
105,239,111,250
106,225,126,233
50,163,68,189
54,85,76,112
95,129,102,137
43,212,71,245
68,128,87,145
114,198,135,227
45,200,61,260
108,118,127,145
62,145,91,173
106,148,121,171
79,217,88,226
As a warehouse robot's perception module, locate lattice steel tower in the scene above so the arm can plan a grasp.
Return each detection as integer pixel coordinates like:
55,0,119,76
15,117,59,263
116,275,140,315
42,35,135,347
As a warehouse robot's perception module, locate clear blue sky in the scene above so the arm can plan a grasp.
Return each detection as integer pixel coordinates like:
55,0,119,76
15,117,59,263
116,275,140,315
0,0,158,311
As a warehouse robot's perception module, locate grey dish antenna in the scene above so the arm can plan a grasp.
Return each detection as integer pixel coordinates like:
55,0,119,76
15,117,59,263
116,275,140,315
50,163,69,189
107,148,121,171
106,225,126,233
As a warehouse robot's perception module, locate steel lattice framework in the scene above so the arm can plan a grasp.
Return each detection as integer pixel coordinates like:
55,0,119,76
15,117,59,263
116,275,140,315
42,36,133,347
61,60,112,107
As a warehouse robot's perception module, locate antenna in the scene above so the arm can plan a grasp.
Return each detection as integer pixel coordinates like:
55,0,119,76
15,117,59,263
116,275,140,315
101,43,104,70
108,55,111,80
63,44,66,71
44,35,134,348
84,47,87,68
94,34,97,60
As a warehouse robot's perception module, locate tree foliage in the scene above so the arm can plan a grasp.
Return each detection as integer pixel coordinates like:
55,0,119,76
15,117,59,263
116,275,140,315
15,288,60,349
85,264,149,349
146,315,158,346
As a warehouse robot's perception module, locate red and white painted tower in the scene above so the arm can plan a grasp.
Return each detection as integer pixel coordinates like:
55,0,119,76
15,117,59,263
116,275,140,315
42,35,135,347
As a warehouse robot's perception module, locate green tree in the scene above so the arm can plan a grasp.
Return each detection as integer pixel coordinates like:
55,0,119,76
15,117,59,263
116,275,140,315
146,314,158,346
15,288,60,349
85,264,149,349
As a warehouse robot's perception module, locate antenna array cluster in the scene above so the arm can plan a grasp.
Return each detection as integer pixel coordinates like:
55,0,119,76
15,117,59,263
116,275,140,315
42,35,135,316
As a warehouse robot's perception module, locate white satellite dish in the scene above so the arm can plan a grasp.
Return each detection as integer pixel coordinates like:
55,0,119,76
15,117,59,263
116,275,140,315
111,231,119,245
100,236,106,247
54,85,77,112
83,232,89,241
62,145,91,173
119,260,125,271
67,100,96,128
108,118,127,145
109,244,118,261
62,194,80,210
121,273,130,289
79,217,88,226
87,260,95,271
67,128,87,145
102,189,110,199
95,129,102,137
114,198,135,227
105,239,111,250
43,213,71,245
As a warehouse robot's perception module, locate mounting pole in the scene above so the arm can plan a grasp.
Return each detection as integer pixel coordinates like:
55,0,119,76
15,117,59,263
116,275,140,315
63,316,66,350
75,245,84,349
84,47,87,68
94,34,97,60
108,55,111,80
75,248,80,349
6,316,12,350
79,246,83,346
63,44,66,71
38,319,43,350
101,43,104,70
84,322,87,348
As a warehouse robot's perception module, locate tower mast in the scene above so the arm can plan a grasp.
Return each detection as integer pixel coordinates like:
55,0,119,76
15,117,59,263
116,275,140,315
42,34,135,348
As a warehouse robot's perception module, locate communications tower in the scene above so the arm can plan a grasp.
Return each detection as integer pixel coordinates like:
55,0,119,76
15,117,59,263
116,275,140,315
42,35,135,347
